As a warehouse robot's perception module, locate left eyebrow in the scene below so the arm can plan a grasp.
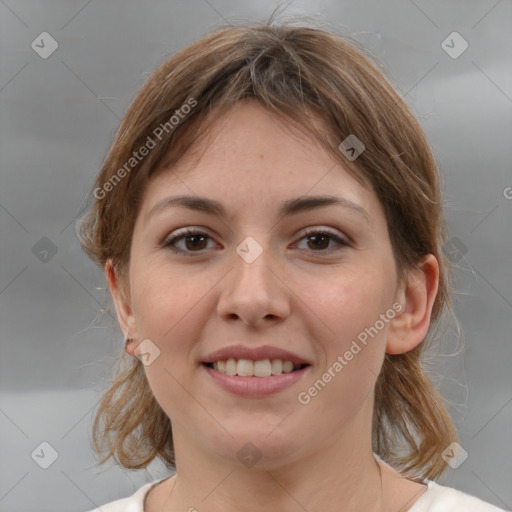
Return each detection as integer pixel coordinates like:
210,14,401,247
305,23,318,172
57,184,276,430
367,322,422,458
146,194,370,224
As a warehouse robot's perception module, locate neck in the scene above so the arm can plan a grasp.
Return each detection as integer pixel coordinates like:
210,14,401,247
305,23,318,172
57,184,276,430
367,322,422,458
161,425,385,512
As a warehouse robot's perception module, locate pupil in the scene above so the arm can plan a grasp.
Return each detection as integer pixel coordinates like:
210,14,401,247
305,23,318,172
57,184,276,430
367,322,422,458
186,234,206,250
308,233,328,250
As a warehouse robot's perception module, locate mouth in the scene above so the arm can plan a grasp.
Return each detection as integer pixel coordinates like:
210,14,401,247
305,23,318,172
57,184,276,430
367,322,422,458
201,358,311,398
202,359,310,377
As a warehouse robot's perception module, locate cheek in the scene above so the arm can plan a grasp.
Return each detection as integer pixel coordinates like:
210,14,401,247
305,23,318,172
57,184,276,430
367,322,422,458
129,260,198,366
132,257,190,323
309,263,395,401
300,274,392,421
313,266,394,342
130,261,203,419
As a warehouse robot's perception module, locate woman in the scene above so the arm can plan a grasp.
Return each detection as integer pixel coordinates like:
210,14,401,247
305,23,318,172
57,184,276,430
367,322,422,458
79,20,506,512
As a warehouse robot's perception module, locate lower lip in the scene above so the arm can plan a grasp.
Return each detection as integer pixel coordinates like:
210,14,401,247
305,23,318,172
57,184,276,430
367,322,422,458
201,364,310,398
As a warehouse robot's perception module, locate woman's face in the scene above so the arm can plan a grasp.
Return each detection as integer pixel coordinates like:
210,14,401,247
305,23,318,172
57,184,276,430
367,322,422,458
118,101,404,468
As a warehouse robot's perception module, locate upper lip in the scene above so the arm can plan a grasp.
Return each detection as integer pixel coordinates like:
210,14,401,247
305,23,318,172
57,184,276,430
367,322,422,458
202,344,311,365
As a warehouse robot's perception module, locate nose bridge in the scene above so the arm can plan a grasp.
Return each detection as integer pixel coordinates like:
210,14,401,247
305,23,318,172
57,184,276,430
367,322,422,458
232,233,274,294
217,233,289,325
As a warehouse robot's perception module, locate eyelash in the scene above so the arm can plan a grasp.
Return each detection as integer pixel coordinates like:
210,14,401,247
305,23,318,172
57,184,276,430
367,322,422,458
161,227,349,257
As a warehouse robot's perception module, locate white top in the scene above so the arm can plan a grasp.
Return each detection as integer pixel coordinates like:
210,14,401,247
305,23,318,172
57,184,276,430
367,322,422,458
86,477,508,512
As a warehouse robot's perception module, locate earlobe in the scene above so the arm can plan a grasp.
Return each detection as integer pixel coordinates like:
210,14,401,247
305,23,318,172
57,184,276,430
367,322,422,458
386,254,439,355
124,338,140,358
105,259,138,353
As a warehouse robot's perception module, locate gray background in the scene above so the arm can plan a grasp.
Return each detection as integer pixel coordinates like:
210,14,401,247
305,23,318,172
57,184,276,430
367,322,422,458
1,1,511,511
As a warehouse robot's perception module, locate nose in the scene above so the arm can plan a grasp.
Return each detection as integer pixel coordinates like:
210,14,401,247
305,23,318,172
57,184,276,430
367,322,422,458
216,239,291,328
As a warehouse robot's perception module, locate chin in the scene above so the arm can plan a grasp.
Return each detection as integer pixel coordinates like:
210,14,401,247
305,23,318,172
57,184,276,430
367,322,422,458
207,425,308,469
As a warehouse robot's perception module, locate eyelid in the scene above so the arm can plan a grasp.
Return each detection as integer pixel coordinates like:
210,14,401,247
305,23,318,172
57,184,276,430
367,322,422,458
160,226,218,251
299,226,349,244
161,225,350,256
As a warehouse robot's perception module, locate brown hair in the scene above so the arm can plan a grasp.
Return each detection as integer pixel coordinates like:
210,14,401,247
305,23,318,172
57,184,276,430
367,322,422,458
77,18,459,480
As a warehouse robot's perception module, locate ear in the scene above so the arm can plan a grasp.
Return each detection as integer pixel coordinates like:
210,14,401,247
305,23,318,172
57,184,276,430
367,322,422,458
105,259,139,357
386,254,439,355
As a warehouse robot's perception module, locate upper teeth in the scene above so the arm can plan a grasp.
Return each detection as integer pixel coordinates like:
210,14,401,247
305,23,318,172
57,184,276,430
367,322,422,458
211,358,301,377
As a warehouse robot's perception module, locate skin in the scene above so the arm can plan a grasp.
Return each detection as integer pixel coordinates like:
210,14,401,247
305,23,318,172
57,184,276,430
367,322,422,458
106,100,438,512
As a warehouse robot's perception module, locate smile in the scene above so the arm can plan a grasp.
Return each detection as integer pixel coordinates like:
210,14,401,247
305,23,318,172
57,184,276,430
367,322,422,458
203,358,309,377
201,360,310,398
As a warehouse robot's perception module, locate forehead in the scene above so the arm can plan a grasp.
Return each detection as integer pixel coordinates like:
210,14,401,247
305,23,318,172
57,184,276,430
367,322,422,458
140,102,384,228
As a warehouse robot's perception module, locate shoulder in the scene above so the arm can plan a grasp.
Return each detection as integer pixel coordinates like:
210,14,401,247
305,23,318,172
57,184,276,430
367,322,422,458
409,480,508,512
83,478,167,512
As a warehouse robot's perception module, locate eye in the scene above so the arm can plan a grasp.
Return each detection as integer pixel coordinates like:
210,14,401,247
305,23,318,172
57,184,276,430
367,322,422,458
294,227,349,255
161,227,216,256
161,226,349,257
